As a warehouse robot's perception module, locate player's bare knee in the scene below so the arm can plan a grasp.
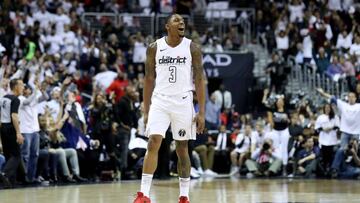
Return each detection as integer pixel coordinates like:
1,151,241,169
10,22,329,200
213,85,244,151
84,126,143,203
147,135,163,152
175,141,188,156
176,148,188,157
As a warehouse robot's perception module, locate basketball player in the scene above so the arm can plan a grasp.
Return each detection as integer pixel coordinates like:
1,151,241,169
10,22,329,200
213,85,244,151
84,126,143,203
133,14,206,203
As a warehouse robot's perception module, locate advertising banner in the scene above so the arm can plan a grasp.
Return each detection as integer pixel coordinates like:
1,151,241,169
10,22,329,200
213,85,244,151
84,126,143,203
203,53,254,113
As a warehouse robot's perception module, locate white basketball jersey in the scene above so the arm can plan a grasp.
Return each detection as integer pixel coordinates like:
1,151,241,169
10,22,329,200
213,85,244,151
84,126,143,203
153,36,193,95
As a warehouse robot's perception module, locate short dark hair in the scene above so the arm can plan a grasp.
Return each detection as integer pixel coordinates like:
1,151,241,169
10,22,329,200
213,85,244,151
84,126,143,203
9,79,20,90
165,14,174,24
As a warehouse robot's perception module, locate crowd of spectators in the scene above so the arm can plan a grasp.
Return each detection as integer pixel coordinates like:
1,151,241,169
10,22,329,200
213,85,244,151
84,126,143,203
0,0,157,187
2,0,360,189
199,84,360,180
258,0,360,93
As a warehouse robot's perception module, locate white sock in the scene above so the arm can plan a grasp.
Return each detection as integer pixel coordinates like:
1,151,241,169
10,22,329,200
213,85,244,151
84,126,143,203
179,177,190,198
140,173,153,197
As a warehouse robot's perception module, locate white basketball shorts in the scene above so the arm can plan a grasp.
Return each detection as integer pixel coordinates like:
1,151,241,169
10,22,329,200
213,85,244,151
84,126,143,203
145,91,196,140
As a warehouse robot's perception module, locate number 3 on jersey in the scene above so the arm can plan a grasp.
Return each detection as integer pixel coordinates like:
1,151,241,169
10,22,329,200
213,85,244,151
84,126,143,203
169,66,177,83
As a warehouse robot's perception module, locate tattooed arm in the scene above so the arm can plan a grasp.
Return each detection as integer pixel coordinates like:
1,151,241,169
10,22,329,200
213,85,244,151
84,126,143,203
143,42,157,125
191,42,206,134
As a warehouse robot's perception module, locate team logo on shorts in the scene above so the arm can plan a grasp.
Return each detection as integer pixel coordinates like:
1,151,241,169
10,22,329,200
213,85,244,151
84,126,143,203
178,129,186,137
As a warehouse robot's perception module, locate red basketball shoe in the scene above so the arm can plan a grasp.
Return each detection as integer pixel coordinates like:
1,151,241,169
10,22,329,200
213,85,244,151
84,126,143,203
178,196,190,203
133,192,151,203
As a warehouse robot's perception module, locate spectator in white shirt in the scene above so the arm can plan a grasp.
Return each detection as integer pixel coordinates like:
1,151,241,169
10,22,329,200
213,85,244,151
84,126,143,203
130,33,147,64
295,42,304,64
336,29,353,51
45,28,63,56
33,4,52,31
230,124,252,175
25,13,35,28
317,88,360,149
276,29,289,52
46,87,62,122
288,0,305,23
349,35,360,63
94,64,118,91
315,103,340,171
214,39,224,52
213,84,232,111
276,12,288,33
0,78,9,99
82,41,100,59
251,121,267,154
52,7,71,35
300,29,313,63
62,25,76,54
19,82,49,183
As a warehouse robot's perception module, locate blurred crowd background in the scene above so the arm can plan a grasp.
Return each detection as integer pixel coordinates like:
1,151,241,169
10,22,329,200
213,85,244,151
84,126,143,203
1,0,360,188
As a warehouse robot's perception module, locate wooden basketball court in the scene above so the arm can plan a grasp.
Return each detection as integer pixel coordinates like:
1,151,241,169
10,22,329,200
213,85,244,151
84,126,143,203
1,178,360,203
